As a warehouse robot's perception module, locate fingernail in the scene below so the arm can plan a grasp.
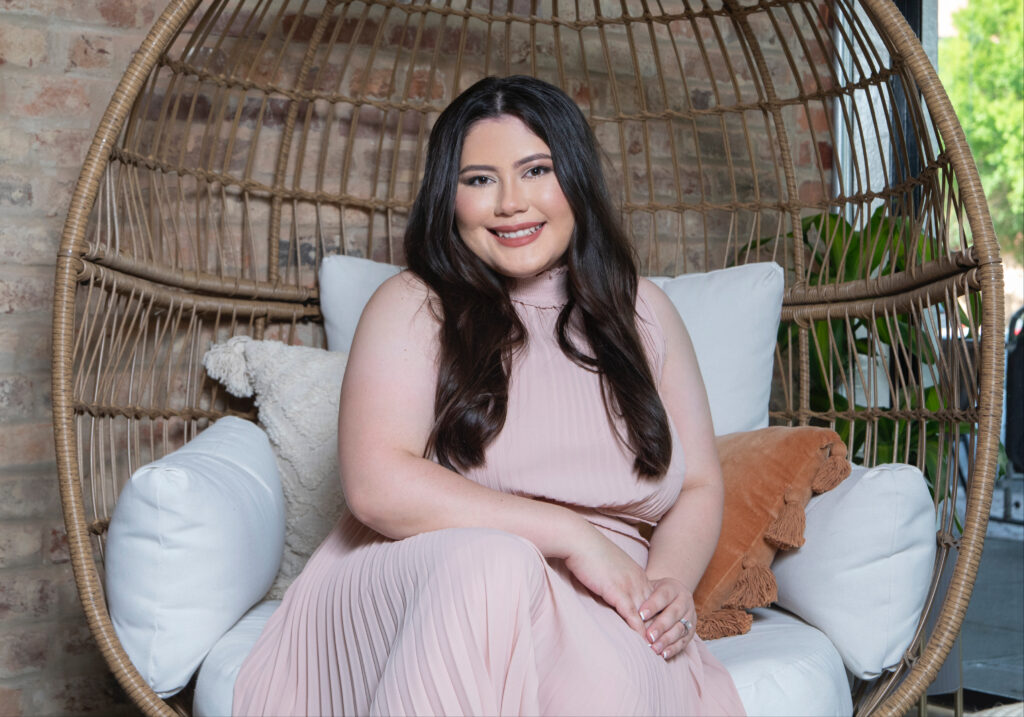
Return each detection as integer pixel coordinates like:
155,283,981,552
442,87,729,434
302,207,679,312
639,609,649,621
647,629,659,642
652,641,663,653
662,650,669,660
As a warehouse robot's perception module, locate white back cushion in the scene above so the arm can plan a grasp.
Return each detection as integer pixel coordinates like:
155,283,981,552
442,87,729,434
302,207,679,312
648,262,784,435
320,256,785,436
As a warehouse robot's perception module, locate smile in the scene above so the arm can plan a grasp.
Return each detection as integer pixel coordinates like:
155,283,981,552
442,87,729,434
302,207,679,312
490,223,544,240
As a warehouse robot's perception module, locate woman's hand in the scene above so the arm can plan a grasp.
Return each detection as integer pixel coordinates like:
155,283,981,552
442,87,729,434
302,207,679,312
563,527,653,636
638,577,697,660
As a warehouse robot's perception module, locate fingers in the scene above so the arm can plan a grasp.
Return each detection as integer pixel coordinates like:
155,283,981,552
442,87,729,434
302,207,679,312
606,585,648,635
648,612,696,660
639,579,697,660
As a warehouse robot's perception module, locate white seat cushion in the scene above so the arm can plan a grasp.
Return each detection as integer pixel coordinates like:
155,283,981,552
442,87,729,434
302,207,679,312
194,601,282,717
706,607,853,716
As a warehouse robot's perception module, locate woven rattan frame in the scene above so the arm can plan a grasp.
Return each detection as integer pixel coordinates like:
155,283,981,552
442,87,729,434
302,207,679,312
52,1,1004,715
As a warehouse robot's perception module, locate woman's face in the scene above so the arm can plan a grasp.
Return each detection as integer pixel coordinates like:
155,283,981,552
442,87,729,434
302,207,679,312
454,115,575,279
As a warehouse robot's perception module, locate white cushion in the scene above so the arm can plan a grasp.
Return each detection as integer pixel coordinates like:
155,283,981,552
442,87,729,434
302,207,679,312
194,601,282,717
320,254,402,353
203,336,349,598
319,256,785,436
105,417,284,697
706,607,853,716
648,262,784,436
772,462,936,679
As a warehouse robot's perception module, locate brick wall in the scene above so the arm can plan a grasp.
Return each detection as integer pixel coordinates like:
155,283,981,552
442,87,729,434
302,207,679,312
0,2,166,714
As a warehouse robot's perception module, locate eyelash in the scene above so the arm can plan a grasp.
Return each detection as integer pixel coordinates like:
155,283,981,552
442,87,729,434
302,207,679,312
461,165,553,187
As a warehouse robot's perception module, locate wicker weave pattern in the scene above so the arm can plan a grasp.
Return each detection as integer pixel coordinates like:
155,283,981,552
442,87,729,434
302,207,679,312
53,1,1004,715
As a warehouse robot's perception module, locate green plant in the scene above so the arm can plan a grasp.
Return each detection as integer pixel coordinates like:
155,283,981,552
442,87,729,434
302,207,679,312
769,206,975,507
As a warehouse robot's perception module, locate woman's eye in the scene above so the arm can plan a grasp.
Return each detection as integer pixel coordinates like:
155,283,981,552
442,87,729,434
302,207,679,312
463,175,493,186
525,165,551,178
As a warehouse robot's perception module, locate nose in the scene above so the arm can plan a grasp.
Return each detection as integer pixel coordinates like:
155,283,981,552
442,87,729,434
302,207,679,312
496,180,528,215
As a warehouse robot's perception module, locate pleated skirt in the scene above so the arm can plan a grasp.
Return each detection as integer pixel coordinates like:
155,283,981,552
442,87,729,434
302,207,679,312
232,514,745,716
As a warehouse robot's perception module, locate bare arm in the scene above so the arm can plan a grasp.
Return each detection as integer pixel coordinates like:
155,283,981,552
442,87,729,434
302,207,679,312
337,272,592,559
635,278,724,656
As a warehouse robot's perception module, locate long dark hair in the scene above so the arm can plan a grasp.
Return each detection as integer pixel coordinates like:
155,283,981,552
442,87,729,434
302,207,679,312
404,75,671,478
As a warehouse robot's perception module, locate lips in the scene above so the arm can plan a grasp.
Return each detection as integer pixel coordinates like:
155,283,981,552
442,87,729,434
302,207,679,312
489,221,545,247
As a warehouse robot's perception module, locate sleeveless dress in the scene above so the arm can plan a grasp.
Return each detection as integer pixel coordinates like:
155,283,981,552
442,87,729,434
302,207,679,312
232,268,745,716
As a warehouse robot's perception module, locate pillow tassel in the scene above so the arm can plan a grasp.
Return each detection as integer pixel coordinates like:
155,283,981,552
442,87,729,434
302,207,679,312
723,556,777,609
696,608,752,641
811,452,851,493
764,489,806,550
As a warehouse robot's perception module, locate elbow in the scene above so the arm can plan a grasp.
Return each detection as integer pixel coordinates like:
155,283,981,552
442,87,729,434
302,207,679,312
342,475,388,532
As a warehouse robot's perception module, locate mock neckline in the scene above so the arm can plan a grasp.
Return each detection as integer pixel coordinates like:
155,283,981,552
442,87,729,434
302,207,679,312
509,265,569,309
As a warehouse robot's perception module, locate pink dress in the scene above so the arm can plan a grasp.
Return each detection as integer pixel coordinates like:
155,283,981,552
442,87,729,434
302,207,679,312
232,269,745,716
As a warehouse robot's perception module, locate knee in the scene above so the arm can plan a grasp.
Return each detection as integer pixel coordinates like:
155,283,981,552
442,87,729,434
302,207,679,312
441,528,547,596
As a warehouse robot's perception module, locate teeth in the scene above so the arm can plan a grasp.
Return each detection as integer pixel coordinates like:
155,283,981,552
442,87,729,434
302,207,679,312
495,224,542,239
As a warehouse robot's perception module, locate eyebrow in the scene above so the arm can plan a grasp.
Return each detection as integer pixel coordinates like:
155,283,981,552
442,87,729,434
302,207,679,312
458,153,553,175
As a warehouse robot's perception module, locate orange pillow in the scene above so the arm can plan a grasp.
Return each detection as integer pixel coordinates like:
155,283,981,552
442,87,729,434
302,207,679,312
693,426,851,639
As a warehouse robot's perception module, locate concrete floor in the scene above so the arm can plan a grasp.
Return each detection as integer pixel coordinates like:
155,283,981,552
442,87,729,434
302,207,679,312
961,533,1024,701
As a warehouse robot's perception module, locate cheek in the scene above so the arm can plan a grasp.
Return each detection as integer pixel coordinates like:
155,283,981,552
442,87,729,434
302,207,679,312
454,190,486,230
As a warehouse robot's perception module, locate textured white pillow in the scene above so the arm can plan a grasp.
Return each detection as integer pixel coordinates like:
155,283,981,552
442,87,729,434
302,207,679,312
648,262,784,436
320,254,402,352
203,336,348,597
772,463,937,679
105,417,284,697
194,600,282,717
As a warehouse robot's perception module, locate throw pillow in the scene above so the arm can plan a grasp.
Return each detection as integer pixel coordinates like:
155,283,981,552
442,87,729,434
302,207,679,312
772,463,936,678
203,336,348,597
105,416,285,697
693,426,851,639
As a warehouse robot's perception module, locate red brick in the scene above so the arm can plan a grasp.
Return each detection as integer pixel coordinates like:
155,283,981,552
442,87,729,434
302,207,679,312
0,522,42,569
0,687,22,717
23,671,137,717
0,374,50,422
5,76,94,119
1,0,159,29
45,526,69,564
0,267,52,314
0,317,50,373
32,168,79,217
0,423,56,467
799,179,825,205
0,219,56,265
0,625,48,677
0,571,59,621
0,24,47,69
65,34,114,71
0,126,31,164
0,176,32,207
0,473,59,520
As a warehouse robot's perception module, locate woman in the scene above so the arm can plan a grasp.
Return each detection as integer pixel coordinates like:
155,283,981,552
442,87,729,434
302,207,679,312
233,75,744,716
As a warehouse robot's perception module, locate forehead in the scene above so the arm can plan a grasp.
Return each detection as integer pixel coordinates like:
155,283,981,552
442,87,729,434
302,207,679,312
460,115,550,163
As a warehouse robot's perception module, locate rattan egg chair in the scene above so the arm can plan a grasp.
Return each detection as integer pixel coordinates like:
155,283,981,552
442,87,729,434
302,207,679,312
52,0,1004,715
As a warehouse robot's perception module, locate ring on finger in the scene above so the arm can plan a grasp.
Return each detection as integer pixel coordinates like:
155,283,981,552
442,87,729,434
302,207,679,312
679,618,693,636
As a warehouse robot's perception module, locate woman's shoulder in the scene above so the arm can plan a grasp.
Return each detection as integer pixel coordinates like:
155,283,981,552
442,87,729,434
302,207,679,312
363,270,438,323
352,270,440,356
635,277,679,332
